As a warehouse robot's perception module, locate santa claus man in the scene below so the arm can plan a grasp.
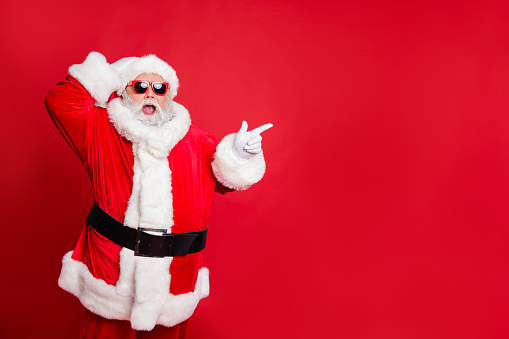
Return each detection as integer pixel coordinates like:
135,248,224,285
45,52,272,338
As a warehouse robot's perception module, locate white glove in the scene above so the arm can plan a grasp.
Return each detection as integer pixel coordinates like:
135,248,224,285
233,121,273,159
110,56,139,74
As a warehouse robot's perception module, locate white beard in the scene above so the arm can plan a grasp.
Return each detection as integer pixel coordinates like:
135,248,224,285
121,93,175,127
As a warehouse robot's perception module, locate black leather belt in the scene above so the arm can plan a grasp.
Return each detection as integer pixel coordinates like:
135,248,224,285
86,201,207,257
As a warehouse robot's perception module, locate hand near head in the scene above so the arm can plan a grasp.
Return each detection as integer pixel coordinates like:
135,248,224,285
233,121,273,159
110,57,139,74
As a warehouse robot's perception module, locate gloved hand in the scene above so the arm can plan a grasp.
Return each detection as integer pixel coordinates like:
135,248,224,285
110,56,139,74
233,121,273,159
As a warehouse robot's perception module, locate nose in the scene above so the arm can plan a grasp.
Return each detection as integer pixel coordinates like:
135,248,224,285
144,86,155,99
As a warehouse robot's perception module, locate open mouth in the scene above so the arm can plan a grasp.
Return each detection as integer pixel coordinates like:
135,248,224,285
142,105,156,116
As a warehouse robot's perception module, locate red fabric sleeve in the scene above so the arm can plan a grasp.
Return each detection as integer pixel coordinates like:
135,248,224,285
45,74,96,162
214,180,234,194
192,124,234,195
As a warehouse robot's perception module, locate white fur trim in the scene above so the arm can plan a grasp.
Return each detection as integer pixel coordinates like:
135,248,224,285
68,52,121,107
125,144,174,231
130,255,172,330
107,99,191,232
212,133,266,190
92,98,197,329
116,54,179,99
107,99,190,159
58,250,210,330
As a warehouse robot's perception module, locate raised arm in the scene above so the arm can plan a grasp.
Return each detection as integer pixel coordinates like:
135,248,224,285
44,52,121,161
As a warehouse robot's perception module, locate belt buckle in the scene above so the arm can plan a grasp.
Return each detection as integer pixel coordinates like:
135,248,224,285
135,227,168,257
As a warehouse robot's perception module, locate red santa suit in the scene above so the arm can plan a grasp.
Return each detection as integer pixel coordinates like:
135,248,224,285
45,52,266,334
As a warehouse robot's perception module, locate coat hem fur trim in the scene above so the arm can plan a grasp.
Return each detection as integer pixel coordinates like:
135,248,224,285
58,251,209,330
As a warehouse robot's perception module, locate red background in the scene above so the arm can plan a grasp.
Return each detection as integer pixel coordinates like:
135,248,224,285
1,0,509,338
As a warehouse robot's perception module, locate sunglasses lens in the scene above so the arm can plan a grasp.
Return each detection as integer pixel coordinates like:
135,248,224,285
152,83,167,95
133,81,149,94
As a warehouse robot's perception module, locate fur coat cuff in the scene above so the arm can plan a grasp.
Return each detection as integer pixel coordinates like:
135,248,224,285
212,133,266,190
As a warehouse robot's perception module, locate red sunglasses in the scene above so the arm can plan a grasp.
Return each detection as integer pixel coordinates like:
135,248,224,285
127,80,170,96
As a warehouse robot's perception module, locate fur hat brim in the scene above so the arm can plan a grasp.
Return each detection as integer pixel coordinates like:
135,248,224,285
116,55,179,99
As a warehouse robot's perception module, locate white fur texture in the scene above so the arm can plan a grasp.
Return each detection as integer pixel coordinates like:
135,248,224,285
107,98,191,232
212,133,266,190
68,52,121,107
99,97,195,330
107,99,190,162
116,54,179,99
58,251,210,329
130,255,173,330
125,144,174,231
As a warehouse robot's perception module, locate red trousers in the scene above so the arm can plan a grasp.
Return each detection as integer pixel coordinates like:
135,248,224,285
80,311,188,339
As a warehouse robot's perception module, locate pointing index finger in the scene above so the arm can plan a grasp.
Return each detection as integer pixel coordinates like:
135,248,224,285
250,123,273,135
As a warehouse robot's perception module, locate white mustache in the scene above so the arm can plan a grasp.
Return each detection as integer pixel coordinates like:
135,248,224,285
138,99,162,112
122,94,174,127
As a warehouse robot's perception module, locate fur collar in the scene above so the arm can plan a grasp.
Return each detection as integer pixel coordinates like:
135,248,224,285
107,98,191,158
107,98,191,232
